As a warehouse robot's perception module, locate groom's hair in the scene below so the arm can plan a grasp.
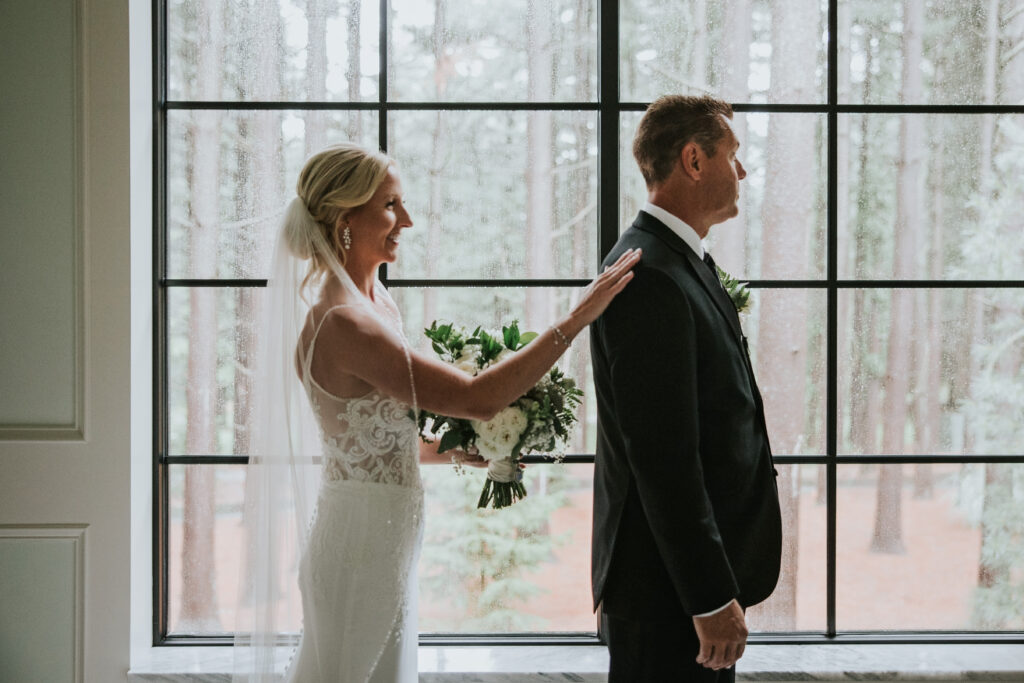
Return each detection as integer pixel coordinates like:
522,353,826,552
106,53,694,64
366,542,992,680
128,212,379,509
633,94,734,188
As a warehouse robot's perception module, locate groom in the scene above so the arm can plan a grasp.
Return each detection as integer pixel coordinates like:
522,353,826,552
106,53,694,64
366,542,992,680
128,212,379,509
590,95,782,681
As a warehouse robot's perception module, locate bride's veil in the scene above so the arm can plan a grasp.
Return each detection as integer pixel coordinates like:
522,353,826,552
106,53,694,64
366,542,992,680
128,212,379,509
231,195,367,681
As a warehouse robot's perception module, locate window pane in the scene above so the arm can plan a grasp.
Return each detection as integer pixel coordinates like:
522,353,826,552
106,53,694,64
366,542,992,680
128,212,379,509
167,0,380,102
389,0,597,102
621,112,827,281
167,465,290,634
838,1,1017,105
390,286,596,453
167,287,261,456
837,463,1024,630
747,464,825,632
838,289,1024,456
747,289,827,456
838,114,1023,280
620,0,826,104
419,463,596,632
167,109,377,280
388,111,598,280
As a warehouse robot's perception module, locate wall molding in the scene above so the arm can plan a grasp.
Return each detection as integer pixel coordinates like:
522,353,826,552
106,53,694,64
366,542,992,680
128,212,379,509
0,524,87,683
0,0,85,441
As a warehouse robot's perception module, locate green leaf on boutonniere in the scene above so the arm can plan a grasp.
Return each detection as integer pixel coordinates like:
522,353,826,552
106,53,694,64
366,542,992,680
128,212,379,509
715,265,752,314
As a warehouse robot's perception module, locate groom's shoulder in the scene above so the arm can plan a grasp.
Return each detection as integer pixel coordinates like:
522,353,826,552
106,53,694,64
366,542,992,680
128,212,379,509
602,219,664,267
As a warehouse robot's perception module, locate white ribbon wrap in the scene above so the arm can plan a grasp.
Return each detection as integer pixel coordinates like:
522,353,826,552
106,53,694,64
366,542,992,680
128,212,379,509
486,457,518,483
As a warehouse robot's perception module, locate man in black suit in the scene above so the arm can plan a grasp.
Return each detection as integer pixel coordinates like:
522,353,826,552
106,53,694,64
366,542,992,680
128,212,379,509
590,94,782,681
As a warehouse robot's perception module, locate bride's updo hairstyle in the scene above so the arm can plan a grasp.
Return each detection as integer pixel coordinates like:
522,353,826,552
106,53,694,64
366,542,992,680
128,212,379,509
284,142,392,290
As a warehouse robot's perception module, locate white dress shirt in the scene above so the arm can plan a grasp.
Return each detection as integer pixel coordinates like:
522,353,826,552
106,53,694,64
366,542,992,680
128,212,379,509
638,201,733,620
641,201,706,260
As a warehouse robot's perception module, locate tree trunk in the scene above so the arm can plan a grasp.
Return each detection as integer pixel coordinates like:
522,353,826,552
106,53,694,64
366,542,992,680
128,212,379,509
914,114,948,496
747,0,816,631
244,0,283,451
974,463,1013,627
849,29,880,456
973,0,1024,627
690,0,708,89
911,286,933,498
959,0,1003,454
713,0,751,275
570,0,594,451
524,0,554,330
345,0,361,140
978,0,1000,185
872,0,926,554
180,0,224,631
304,0,332,155
1000,1,1024,103
423,0,448,325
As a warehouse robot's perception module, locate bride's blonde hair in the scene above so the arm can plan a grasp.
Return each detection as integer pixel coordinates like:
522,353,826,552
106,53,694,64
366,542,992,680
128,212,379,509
284,142,392,291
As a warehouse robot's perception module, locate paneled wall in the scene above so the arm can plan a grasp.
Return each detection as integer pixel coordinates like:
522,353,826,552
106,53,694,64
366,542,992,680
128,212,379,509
0,1,133,681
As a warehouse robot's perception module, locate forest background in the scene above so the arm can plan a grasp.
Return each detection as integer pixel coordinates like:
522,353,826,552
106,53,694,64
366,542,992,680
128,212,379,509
158,0,1024,638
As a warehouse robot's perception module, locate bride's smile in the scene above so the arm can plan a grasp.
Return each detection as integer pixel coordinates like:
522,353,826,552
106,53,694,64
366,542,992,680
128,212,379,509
343,165,413,268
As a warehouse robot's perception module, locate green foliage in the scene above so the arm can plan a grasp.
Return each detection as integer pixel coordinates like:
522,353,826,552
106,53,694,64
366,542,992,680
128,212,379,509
418,465,571,632
419,319,583,509
715,265,751,314
956,118,1024,628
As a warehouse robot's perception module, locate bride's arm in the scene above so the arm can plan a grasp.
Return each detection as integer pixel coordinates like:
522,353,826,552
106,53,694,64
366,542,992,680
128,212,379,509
323,249,641,421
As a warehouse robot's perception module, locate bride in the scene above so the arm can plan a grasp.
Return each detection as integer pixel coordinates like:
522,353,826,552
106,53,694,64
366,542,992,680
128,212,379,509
233,142,640,682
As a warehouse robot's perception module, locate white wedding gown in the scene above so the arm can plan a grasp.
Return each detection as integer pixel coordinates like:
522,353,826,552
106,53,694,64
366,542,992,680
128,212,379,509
285,304,423,683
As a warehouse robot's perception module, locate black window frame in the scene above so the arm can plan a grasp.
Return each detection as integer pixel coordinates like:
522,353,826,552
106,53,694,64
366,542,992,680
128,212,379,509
153,0,1024,647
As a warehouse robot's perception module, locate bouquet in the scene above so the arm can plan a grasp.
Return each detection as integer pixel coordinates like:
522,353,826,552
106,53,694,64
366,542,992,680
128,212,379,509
417,320,583,509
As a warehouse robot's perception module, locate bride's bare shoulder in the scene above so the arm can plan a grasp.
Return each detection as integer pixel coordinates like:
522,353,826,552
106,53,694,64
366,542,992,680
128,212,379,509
312,300,393,348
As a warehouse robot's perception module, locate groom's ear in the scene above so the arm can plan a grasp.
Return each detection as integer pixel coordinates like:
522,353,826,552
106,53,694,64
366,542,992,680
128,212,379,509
679,141,702,180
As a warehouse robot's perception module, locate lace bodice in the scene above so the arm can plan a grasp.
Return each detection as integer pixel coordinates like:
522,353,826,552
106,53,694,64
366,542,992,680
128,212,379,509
308,386,421,488
301,299,421,489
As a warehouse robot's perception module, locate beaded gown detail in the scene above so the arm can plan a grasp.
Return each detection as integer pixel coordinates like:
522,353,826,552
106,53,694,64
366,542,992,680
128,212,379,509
285,303,423,683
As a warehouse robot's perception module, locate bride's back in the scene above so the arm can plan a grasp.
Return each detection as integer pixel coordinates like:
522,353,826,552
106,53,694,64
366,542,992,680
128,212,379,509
297,302,420,488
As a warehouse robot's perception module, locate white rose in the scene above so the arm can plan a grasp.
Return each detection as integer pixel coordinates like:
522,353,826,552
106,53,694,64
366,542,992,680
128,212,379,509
495,347,516,363
452,349,481,375
471,406,529,461
479,346,516,370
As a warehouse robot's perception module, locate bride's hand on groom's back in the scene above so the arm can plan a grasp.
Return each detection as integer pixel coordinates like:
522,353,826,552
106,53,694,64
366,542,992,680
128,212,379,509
570,248,642,326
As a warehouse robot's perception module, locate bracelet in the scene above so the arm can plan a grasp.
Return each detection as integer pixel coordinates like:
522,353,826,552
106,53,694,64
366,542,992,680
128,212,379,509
551,325,572,347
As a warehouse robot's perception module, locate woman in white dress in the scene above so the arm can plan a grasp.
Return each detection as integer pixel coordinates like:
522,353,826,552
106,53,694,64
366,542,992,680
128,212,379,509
234,143,640,683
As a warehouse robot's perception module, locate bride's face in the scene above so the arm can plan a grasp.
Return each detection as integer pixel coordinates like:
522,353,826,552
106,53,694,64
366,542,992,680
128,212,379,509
344,166,413,264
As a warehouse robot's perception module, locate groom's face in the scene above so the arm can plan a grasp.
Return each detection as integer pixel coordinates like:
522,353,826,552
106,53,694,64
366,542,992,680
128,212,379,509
702,116,746,225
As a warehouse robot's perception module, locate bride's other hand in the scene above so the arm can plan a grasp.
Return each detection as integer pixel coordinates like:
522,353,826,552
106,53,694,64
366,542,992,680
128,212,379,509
419,439,487,467
570,248,642,326
451,446,488,469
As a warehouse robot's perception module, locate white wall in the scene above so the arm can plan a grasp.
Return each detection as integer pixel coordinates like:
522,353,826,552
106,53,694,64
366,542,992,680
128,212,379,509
0,0,133,680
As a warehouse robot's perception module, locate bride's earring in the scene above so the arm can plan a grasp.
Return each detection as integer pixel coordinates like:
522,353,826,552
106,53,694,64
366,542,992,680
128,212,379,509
342,224,352,250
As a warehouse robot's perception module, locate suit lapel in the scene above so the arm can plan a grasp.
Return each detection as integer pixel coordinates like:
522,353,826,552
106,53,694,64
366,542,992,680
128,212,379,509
633,213,744,343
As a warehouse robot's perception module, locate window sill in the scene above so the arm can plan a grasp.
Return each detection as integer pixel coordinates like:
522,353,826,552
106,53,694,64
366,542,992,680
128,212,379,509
128,643,1024,681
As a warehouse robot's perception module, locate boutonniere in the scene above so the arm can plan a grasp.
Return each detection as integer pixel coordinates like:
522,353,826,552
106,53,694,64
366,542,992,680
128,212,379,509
715,265,751,315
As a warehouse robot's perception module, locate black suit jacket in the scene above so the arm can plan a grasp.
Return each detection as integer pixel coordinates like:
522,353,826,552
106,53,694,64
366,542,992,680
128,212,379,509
590,211,782,620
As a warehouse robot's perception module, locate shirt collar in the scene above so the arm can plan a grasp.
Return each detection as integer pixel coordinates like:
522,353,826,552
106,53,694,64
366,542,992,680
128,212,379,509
641,201,705,259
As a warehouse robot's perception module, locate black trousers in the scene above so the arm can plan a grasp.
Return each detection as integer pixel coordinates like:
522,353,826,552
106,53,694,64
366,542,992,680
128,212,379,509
603,611,736,683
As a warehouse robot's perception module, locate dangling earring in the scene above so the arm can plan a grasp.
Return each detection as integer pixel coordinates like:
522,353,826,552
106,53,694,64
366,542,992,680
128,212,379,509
342,224,352,250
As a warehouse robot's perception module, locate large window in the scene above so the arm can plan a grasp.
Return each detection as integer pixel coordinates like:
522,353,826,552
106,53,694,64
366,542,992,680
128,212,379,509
155,0,1024,644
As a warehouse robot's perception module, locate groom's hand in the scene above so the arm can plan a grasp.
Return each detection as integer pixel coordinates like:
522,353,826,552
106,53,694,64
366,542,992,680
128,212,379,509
692,599,747,670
